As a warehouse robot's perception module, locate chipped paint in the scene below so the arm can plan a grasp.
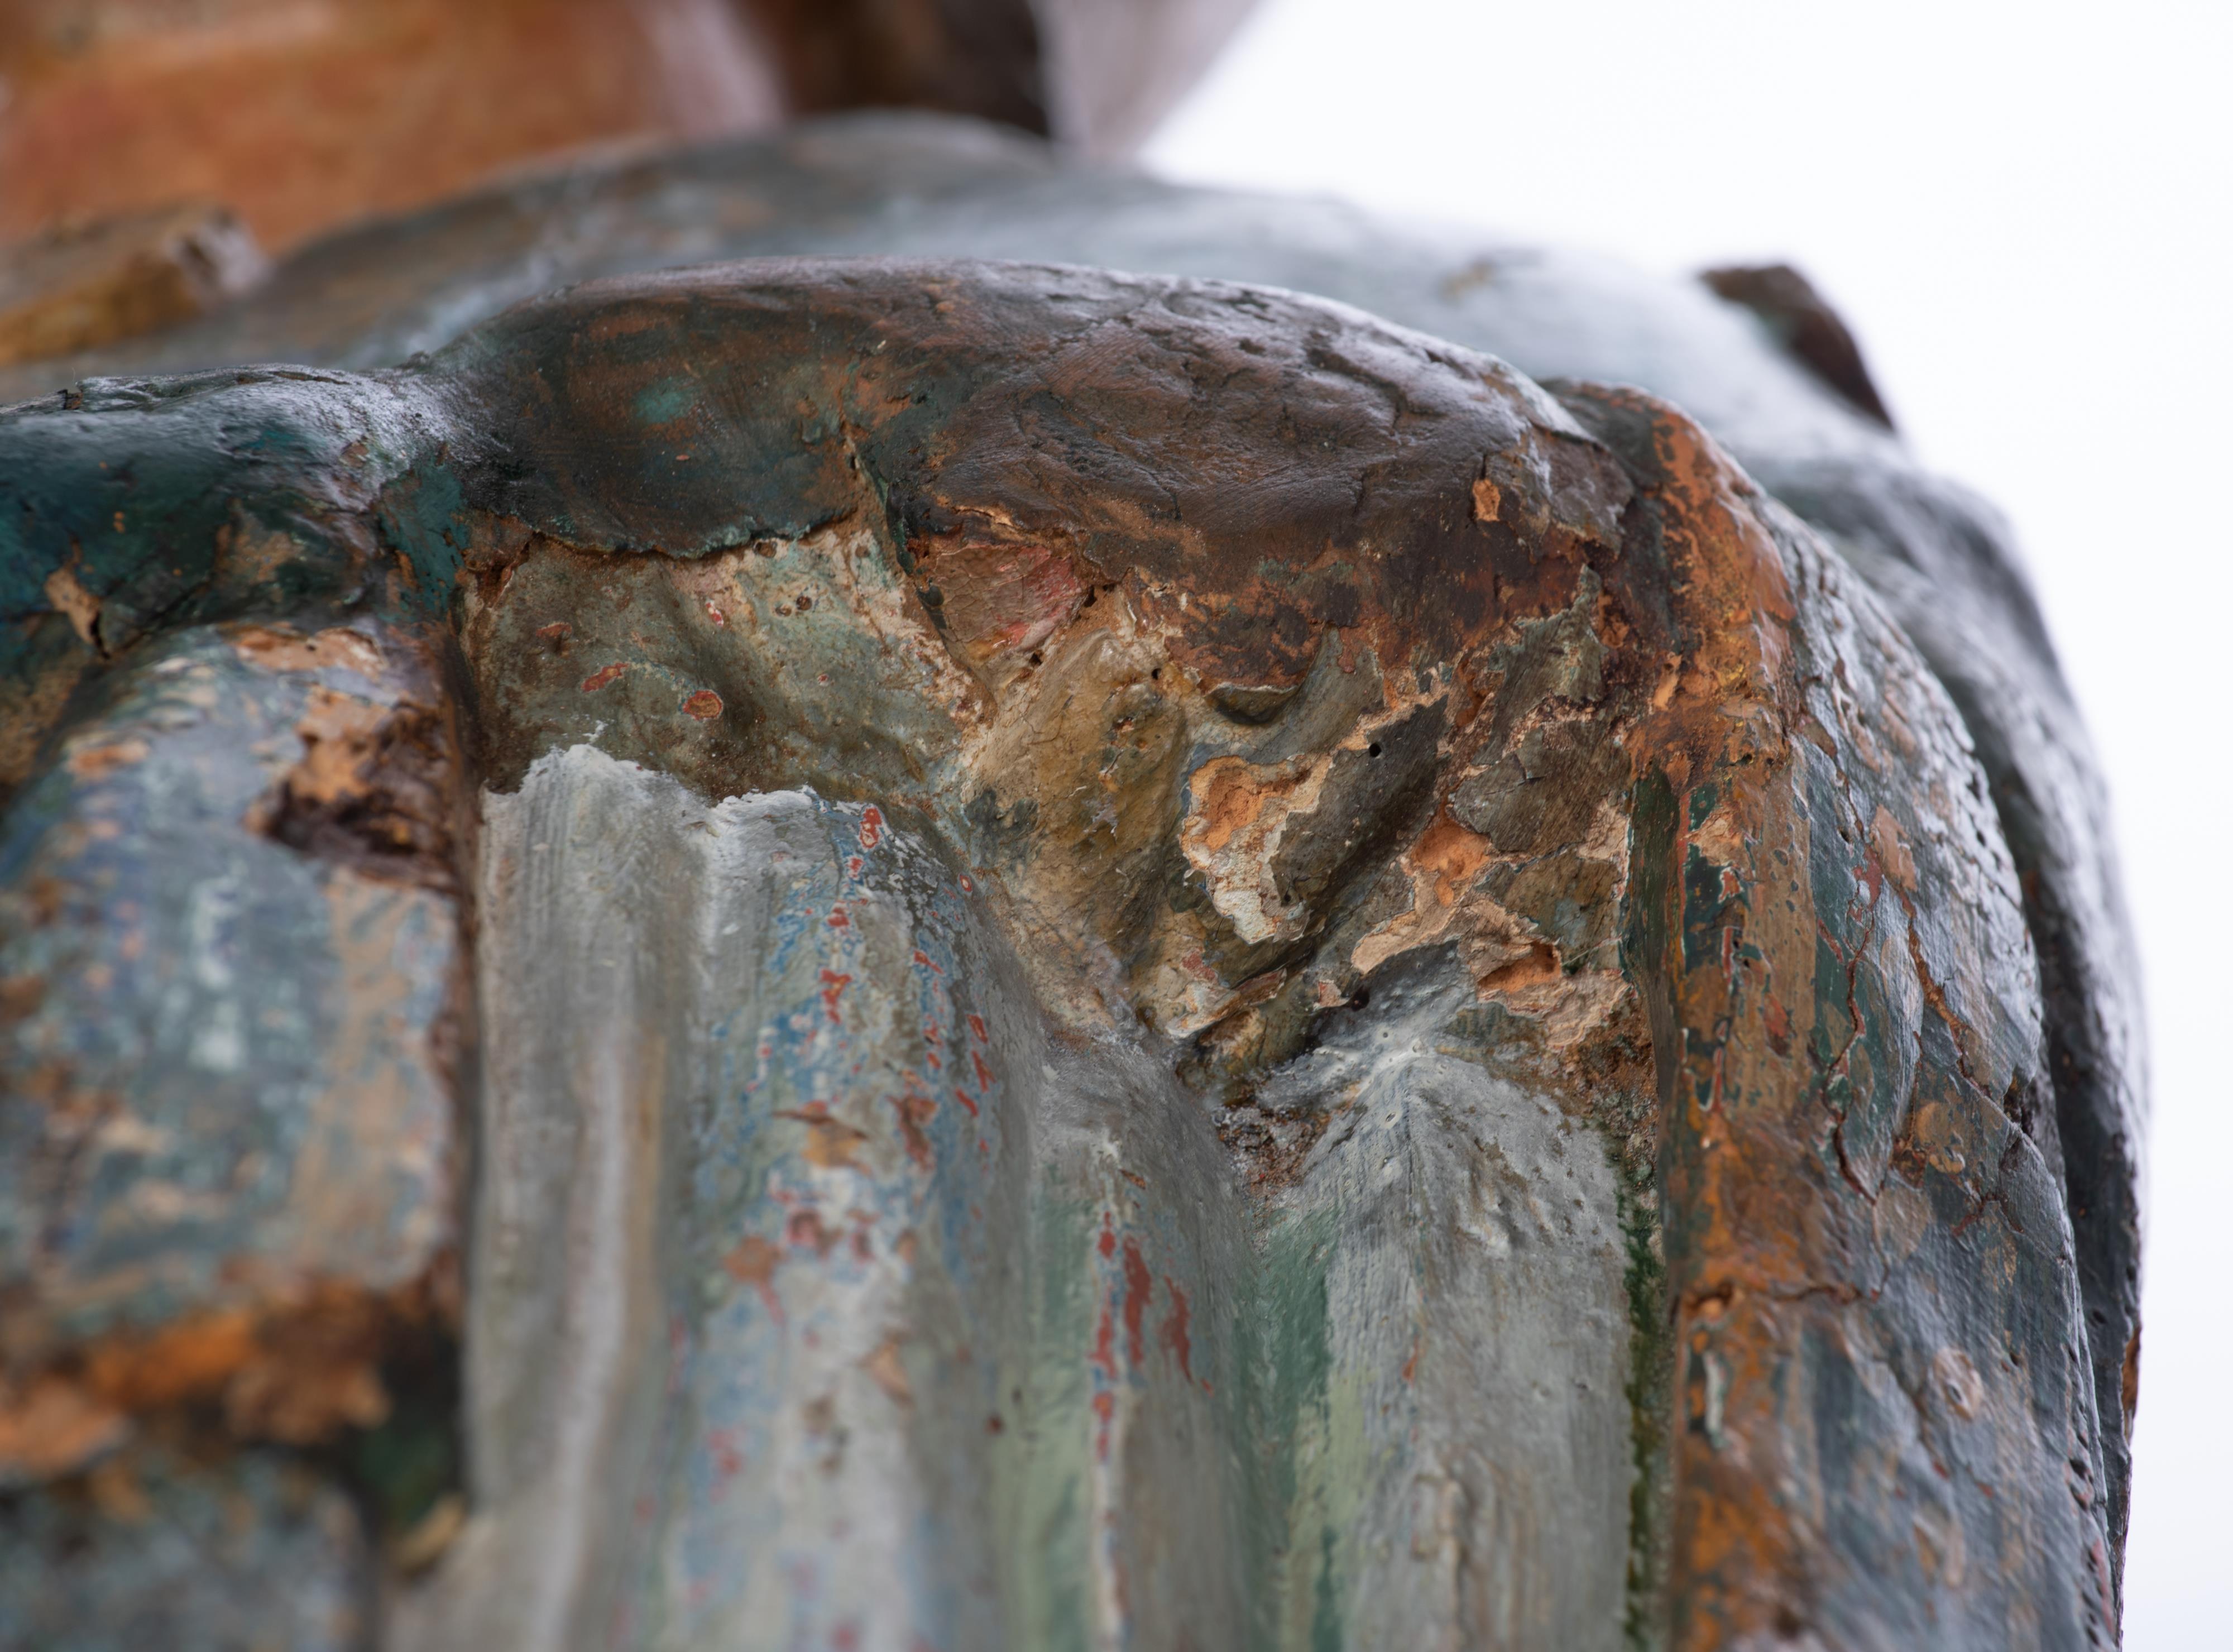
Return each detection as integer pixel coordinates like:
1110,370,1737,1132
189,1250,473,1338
0,255,2133,1651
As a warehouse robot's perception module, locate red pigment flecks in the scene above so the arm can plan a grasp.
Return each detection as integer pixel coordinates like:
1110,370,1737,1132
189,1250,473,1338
785,1209,835,1254
536,621,572,642
1091,1389,1116,1461
1097,1217,1116,1260
1120,1238,1152,1367
580,662,627,692
923,1022,941,1043
1159,1277,1195,1383
891,1091,937,1169
859,806,883,849
708,1428,744,1481
817,969,851,1023
952,1087,979,1118
967,1013,988,1044
846,856,862,877
912,949,943,974
1764,991,1793,1055
959,875,972,893
683,688,723,720
703,600,726,627
924,1049,942,1071
1091,1301,1116,1378
971,1049,994,1091
827,905,849,929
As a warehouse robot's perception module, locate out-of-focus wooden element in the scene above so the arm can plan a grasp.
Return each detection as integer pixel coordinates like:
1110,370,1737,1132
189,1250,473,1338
0,202,267,366
0,0,784,253
740,0,1050,138
1702,261,1897,428
1033,0,1257,154
0,1,1261,259
736,0,1258,154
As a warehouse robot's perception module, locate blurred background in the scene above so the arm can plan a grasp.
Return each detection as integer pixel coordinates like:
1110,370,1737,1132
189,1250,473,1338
1145,2,2231,1644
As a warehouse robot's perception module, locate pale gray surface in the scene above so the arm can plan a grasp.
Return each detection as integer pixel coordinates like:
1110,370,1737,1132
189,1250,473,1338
406,749,1041,1649
406,745,1636,1650
1270,961,1632,1651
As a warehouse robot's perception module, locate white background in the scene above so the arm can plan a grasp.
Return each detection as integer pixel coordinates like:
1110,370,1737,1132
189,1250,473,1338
1146,2,2230,1643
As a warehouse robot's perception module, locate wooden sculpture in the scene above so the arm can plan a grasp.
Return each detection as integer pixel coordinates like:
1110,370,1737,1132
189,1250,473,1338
0,8,2141,1651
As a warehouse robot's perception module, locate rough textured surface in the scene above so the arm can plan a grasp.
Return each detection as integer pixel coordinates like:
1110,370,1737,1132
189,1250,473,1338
0,616,463,1486
1,111,2135,1573
1565,385,2116,1647
0,253,2131,1647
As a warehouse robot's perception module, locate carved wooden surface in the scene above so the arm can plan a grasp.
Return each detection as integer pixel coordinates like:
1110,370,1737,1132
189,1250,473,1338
0,123,2149,1586
1,254,2130,1649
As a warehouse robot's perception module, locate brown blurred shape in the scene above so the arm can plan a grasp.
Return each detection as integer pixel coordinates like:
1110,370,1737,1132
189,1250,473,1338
738,0,1258,157
0,0,787,255
0,1,1258,261
1701,261,1897,429
0,0,1258,367
0,199,266,365
741,0,1047,140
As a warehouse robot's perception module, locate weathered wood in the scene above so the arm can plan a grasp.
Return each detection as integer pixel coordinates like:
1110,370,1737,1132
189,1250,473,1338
0,617,462,1481
1,256,2128,1648
0,128,2144,1577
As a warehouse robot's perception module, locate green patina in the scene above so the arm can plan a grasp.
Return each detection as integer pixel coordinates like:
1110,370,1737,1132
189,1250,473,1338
375,458,471,616
996,1189,1096,1652
633,376,701,427
1230,1203,1344,1651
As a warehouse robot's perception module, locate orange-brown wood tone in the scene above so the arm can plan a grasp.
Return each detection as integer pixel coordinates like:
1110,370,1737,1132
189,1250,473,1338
0,0,783,253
